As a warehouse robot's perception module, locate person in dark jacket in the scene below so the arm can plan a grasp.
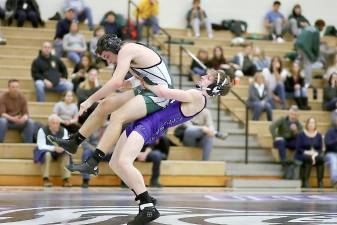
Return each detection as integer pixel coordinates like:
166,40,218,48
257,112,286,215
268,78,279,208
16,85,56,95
295,117,324,188
295,19,325,86
31,41,73,102
189,48,209,82
323,72,337,111
270,105,303,162
5,0,44,27
54,7,75,57
71,53,95,92
100,11,123,37
288,4,310,37
208,46,227,70
284,62,310,110
137,136,170,187
325,112,337,188
247,73,273,121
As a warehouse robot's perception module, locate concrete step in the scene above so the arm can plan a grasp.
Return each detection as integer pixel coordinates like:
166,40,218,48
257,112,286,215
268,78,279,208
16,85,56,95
225,163,282,176
230,178,301,189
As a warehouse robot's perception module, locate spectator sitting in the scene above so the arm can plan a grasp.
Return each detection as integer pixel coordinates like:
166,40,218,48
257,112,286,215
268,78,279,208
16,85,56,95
89,25,105,59
323,72,337,111
323,53,337,82
6,0,44,28
247,73,273,121
76,67,101,106
294,117,324,188
72,53,95,92
186,0,213,38
182,108,227,161
31,41,73,102
231,43,257,77
54,7,75,58
189,48,209,82
252,47,270,72
264,1,287,43
63,21,87,64
53,91,79,134
262,56,287,109
270,105,303,164
63,0,94,30
208,46,227,70
100,11,123,37
136,0,160,40
137,136,170,187
324,111,337,189
33,114,71,187
288,4,310,38
284,62,310,110
0,3,4,22
0,79,34,143
295,19,325,87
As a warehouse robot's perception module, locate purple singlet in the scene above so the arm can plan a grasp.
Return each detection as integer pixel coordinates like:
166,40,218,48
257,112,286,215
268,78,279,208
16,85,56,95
126,96,206,145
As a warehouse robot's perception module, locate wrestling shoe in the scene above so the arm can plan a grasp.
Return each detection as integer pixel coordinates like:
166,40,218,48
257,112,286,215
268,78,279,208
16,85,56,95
66,157,99,176
127,204,160,225
47,135,79,155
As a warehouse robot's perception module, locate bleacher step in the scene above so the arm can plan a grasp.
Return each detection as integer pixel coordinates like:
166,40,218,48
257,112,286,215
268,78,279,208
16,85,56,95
225,163,282,176
230,179,301,189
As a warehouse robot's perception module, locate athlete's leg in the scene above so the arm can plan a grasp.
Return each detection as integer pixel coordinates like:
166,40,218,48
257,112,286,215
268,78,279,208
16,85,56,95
48,90,135,154
79,90,135,137
97,95,147,154
109,131,146,194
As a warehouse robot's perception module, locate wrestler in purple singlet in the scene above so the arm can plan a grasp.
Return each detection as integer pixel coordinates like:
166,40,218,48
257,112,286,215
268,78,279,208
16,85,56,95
126,96,207,145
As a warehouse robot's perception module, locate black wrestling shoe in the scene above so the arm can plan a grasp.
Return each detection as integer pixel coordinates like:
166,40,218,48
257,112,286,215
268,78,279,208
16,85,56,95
66,157,99,176
47,135,79,155
127,205,160,225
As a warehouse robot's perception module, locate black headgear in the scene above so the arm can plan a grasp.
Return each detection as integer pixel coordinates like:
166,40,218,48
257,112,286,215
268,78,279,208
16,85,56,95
205,69,234,97
95,33,124,55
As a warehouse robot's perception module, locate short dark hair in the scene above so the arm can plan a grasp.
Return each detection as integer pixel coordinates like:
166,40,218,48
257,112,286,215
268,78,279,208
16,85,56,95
273,1,281,6
315,19,326,30
95,33,124,55
8,79,19,86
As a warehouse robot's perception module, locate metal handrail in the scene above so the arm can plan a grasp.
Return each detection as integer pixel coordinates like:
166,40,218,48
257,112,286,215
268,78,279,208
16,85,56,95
127,0,139,39
179,45,250,164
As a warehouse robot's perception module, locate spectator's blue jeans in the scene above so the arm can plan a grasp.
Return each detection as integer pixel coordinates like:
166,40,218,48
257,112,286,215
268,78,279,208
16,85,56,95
248,101,273,121
81,147,93,181
324,97,337,111
0,117,34,143
77,7,94,30
271,83,286,109
146,150,166,183
67,51,82,64
138,16,160,40
273,138,297,162
35,79,74,102
325,152,337,184
183,126,213,161
286,87,308,99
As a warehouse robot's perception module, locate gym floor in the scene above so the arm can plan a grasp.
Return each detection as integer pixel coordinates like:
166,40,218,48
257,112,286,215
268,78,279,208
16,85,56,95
0,187,336,224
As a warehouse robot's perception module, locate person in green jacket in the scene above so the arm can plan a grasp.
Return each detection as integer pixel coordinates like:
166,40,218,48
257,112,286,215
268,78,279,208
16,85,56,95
295,19,325,87
269,105,303,162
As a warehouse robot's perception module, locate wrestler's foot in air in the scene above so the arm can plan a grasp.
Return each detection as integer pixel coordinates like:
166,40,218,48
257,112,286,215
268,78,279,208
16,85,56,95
127,204,160,225
66,157,99,176
47,135,79,155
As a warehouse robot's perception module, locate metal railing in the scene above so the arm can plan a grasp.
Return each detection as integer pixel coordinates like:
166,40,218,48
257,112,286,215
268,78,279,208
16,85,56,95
179,45,250,163
127,0,139,40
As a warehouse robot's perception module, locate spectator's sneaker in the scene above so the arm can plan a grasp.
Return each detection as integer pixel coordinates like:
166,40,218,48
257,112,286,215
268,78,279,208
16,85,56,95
127,204,160,225
276,37,285,43
0,36,6,45
63,179,72,187
43,178,53,187
81,180,89,189
47,135,79,155
215,132,228,140
66,157,99,176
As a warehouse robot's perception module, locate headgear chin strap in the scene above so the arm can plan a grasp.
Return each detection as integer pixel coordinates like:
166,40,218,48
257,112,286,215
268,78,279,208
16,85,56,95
95,33,124,55
206,72,232,97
